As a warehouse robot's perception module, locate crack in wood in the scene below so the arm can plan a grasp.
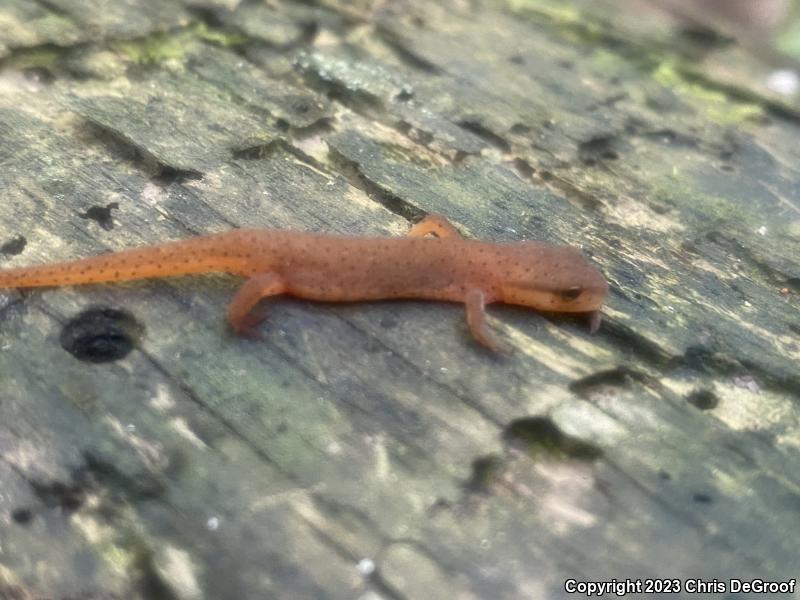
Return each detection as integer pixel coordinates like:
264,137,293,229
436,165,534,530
326,146,424,221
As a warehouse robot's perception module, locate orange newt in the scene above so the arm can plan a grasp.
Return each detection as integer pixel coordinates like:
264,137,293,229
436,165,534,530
0,215,608,351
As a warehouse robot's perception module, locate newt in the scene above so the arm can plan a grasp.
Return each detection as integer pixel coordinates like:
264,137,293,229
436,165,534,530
0,214,608,351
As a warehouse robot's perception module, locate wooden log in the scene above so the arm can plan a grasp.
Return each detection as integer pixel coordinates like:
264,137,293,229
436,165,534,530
0,0,798,598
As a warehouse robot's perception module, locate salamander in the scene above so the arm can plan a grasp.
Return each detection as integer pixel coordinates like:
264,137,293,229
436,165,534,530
0,215,608,351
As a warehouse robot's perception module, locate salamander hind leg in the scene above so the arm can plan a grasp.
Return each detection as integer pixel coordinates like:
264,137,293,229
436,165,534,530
407,214,463,238
464,288,510,353
227,272,287,338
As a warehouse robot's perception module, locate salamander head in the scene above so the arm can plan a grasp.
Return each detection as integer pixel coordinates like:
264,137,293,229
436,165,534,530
499,243,609,314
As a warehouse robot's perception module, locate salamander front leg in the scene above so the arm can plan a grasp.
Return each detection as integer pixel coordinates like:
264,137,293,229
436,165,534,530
408,214,463,238
227,272,287,338
464,288,509,353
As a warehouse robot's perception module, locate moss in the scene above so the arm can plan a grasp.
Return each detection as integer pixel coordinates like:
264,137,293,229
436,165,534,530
652,60,763,125
507,1,764,126
115,23,247,67
4,46,60,70
116,33,188,66
774,5,800,59
507,0,581,24
34,12,80,37
506,0,609,46
102,541,135,575
648,172,756,227
195,22,248,48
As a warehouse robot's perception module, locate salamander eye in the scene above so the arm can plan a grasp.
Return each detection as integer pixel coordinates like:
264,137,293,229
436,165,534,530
559,286,583,301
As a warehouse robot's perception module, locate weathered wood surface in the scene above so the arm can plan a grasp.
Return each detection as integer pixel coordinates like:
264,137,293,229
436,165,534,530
0,1,799,598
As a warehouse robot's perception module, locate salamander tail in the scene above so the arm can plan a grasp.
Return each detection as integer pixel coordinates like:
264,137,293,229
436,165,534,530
0,231,253,289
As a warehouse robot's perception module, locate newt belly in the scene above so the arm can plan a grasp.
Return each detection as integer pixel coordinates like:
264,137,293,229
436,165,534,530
0,214,608,351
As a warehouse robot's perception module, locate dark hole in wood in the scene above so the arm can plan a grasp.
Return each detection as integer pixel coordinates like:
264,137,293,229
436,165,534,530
30,480,85,512
60,307,143,363
503,416,603,461
687,388,719,410
11,508,33,525
1,235,26,256
78,202,120,231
